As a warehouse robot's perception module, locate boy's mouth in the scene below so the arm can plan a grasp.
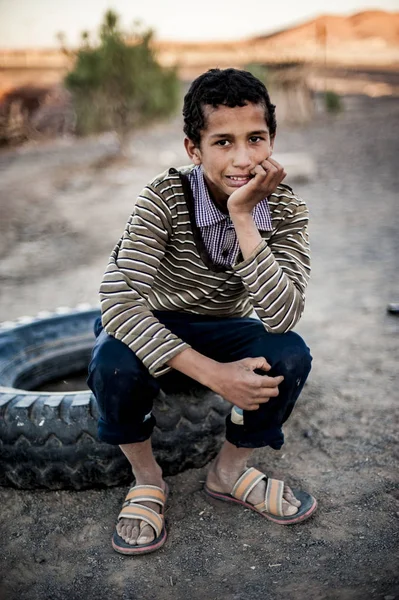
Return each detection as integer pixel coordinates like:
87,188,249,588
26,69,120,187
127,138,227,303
225,174,253,187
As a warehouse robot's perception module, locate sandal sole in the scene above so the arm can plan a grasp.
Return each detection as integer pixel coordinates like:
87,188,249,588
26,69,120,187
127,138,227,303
204,486,317,525
112,483,169,555
112,527,167,555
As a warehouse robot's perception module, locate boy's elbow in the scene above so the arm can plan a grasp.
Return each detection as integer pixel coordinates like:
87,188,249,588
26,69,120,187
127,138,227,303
265,295,305,334
267,321,295,335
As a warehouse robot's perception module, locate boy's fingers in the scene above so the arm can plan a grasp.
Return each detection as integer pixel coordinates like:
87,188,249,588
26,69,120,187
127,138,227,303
257,364,271,372
255,358,272,371
252,164,268,179
265,157,283,169
261,158,286,183
243,356,271,371
257,375,284,387
255,384,280,396
252,387,278,402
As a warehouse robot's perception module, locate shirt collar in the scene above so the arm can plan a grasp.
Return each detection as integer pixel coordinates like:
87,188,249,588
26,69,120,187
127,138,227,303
191,165,273,231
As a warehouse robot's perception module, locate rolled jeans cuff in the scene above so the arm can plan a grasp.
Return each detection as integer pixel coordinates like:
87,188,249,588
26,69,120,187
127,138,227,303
98,413,156,445
225,416,285,449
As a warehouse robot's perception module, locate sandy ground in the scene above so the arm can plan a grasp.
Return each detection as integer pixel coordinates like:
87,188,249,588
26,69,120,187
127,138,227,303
0,94,398,600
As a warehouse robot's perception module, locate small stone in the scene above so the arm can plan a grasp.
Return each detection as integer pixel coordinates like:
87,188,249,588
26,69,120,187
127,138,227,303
303,430,313,438
250,566,256,570
384,596,395,600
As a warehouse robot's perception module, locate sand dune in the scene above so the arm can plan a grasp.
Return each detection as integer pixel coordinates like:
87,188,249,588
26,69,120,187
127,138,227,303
0,10,398,96
154,10,399,72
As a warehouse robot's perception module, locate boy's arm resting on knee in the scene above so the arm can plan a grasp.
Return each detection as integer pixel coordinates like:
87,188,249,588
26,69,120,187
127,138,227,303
168,348,284,410
168,348,219,387
100,186,190,378
232,200,310,334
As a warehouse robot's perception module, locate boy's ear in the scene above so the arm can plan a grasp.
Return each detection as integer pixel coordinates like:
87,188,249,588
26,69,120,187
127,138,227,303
184,137,202,165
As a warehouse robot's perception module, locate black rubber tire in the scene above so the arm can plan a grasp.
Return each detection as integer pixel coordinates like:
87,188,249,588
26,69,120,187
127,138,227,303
0,307,230,490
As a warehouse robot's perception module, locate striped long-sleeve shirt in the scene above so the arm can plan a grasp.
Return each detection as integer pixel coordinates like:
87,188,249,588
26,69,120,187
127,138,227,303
100,164,311,377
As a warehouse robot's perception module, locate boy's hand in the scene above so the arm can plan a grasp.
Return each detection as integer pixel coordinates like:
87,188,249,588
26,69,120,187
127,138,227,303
209,357,284,411
227,157,286,216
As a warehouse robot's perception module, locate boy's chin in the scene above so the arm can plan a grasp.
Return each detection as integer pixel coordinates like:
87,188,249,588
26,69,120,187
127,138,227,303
203,176,229,209
211,195,229,213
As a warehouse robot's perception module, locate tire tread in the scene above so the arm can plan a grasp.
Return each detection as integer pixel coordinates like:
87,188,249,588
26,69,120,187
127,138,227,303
0,308,230,489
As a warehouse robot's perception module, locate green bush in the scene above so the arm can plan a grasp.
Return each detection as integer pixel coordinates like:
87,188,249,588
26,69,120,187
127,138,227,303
324,90,342,113
63,11,179,139
245,63,270,86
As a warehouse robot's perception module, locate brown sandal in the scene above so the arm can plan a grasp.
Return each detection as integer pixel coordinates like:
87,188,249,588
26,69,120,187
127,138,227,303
205,467,317,525
112,484,168,555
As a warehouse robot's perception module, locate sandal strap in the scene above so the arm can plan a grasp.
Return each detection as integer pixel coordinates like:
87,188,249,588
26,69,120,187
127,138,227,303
264,478,285,516
232,469,286,517
124,485,166,507
118,504,163,538
231,467,266,502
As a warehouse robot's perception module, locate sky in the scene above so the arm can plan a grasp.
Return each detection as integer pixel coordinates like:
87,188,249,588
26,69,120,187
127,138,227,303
0,0,398,48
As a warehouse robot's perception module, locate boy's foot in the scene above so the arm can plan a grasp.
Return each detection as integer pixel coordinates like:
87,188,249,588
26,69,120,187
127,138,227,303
114,478,167,552
206,462,300,516
205,463,316,524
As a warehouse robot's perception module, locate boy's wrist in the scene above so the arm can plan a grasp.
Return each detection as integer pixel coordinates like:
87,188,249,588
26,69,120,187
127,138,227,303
167,348,221,390
228,209,254,221
228,212,262,260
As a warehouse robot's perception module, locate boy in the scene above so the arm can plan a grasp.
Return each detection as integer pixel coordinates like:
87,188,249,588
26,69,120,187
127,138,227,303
88,68,316,555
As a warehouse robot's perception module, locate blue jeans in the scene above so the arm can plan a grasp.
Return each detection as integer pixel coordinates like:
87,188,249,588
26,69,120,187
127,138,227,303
87,311,312,449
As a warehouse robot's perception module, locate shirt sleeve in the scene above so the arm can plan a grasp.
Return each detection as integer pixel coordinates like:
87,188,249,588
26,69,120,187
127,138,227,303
233,200,310,333
99,185,190,377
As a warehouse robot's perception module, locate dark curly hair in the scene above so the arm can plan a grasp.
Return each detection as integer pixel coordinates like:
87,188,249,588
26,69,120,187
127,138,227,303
183,68,276,147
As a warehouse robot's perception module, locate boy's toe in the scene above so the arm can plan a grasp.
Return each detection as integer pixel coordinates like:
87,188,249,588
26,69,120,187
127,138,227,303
283,484,302,507
137,523,156,545
282,498,299,516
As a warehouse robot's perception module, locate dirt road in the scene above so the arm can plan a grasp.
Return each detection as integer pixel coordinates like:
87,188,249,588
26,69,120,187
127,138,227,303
0,94,398,600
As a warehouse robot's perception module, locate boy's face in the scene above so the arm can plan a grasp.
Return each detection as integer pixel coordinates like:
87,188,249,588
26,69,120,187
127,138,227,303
184,102,275,210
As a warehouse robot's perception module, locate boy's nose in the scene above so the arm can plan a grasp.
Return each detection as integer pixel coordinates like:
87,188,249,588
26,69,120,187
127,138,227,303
232,147,252,169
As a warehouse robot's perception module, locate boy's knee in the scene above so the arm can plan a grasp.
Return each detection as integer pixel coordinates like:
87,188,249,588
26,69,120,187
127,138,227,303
89,359,137,392
273,332,312,383
88,335,143,394
87,338,159,431
88,333,160,408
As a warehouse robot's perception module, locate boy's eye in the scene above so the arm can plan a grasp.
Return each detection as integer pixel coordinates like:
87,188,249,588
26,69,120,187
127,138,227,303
249,135,264,143
215,139,231,147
